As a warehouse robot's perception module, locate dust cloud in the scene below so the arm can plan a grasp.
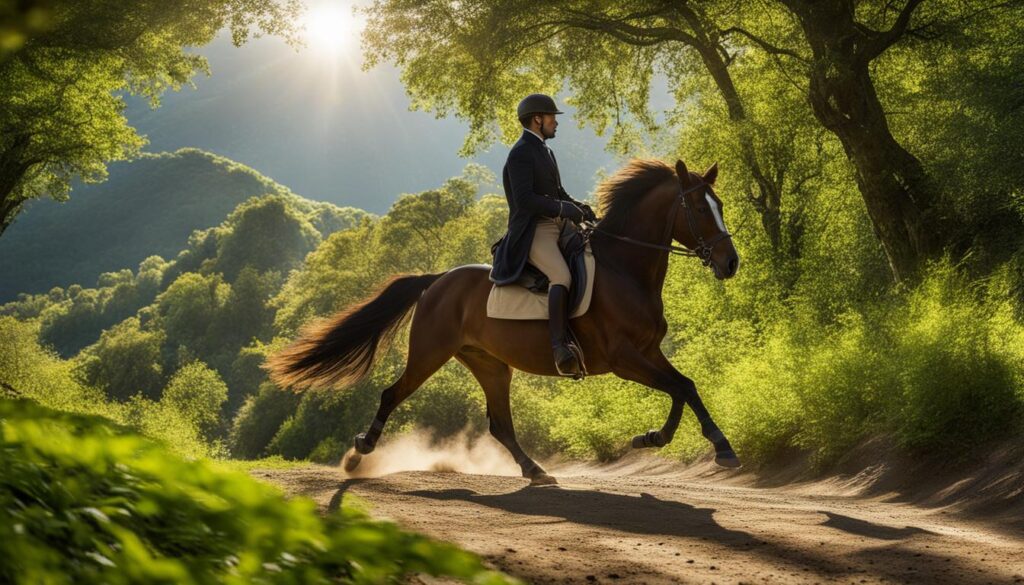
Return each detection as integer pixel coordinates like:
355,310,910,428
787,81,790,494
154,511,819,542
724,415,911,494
342,428,522,478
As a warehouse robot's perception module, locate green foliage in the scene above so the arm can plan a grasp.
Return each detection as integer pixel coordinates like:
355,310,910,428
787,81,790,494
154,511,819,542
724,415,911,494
6,255,169,357
541,377,665,462
214,195,321,282
0,2,53,60
229,382,303,459
162,361,230,442
0,0,301,232
0,399,515,585
0,316,211,459
212,267,282,349
226,341,276,412
650,259,1024,466
885,265,1021,451
74,317,166,401
156,272,231,360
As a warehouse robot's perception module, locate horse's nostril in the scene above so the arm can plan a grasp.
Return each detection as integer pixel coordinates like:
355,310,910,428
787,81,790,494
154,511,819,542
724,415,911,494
728,257,738,275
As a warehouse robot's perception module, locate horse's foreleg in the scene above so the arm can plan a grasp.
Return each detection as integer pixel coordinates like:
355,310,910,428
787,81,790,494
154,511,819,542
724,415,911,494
612,347,740,468
456,348,556,486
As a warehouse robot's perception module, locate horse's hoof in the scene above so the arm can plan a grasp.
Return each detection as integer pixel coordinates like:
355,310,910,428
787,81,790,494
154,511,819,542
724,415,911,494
715,452,742,469
529,472,559,486
353,432,375,455
342,448,363,473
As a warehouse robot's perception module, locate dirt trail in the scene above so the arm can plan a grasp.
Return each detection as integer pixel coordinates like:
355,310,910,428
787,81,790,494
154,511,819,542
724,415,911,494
253,436,1024,585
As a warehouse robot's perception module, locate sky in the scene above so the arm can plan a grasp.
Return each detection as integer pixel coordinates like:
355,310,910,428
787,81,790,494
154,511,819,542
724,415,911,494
123,0,636,214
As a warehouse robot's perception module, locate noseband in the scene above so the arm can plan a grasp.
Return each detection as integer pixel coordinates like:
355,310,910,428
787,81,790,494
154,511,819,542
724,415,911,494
583,181,732,267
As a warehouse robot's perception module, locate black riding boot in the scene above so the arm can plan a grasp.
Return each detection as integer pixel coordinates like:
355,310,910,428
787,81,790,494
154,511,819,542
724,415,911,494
548,284,580,377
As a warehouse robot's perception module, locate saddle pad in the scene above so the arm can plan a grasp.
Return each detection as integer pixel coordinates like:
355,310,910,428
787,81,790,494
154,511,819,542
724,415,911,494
486,243,596,320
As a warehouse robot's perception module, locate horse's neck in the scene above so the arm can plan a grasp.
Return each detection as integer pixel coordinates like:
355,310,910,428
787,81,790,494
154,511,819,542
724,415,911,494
592,218,671,301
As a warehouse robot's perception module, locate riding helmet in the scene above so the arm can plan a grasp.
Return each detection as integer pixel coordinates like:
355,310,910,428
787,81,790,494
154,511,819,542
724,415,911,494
517,93,564,121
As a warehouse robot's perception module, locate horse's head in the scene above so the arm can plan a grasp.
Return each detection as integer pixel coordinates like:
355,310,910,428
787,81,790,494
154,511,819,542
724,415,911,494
672,160,739,280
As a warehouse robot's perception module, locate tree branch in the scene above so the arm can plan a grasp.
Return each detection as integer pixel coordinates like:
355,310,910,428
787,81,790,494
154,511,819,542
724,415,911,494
719,26,808,63
559,7,699,47
864,0,924,59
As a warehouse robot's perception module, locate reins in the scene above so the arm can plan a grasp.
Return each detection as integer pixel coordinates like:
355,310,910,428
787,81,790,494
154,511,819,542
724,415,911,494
580,181,733,267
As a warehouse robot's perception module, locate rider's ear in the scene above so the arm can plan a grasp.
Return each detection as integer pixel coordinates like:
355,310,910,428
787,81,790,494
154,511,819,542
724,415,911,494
675,160,688,179
703,162,719,185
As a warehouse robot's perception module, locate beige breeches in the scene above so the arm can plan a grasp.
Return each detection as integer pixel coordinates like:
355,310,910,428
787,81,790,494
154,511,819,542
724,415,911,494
528,216,572,289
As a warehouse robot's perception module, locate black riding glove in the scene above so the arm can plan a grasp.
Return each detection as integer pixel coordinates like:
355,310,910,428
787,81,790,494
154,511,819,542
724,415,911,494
578,203,597,223
559,201,586,223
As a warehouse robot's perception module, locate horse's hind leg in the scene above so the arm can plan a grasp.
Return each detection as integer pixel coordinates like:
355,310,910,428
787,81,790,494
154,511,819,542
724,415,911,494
343,304,462,472
455,347,556,486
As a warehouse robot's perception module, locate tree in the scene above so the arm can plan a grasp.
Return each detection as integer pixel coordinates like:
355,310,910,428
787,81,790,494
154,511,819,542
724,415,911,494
162,359,229,441
213,194,322,281
376,173,477,271
73,316,165,401
0,0,300,236
360,1,801,254
210,266,281,351
155,271,230,359
37,259,169,357
725,0,1022,281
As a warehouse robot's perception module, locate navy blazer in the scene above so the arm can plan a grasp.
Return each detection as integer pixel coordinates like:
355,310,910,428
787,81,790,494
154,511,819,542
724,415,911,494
489,130,584,285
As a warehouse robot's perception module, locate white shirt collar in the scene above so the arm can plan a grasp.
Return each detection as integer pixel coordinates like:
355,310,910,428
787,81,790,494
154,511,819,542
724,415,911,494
524,128,547,144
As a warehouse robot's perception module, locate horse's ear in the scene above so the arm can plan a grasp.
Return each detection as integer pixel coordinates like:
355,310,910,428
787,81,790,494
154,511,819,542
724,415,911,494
703,162,719,185
675,160,689,180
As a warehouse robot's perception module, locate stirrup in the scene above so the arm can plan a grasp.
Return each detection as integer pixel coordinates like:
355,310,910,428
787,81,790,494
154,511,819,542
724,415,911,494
565,329,587,381
553,344,581,378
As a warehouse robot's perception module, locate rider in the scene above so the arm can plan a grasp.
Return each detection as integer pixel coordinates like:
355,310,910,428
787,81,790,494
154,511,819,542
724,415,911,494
489,94,598,377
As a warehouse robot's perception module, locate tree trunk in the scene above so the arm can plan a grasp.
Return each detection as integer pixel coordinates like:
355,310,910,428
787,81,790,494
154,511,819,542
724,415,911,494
0,135,34,237
784,0,939,282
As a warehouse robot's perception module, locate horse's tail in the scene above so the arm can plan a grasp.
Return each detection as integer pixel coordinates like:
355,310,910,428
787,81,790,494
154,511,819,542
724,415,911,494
263,272,446,391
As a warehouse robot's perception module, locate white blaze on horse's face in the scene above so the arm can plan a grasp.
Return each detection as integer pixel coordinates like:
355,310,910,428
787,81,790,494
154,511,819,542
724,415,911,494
705,191,727,233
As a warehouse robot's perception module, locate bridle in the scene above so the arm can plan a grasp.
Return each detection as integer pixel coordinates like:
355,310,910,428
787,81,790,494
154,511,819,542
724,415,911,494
581,180,733,267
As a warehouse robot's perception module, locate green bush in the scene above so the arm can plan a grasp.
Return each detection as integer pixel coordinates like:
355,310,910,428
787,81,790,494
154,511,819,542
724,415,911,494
163,361,230,442
229,382,303,459
0,399,515,585
74,317,166,401
0,316,212,459
516,259,1024,468
885,264,1021,452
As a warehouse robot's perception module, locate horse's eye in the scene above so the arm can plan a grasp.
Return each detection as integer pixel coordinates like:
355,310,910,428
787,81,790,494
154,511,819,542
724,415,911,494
698,207,708,213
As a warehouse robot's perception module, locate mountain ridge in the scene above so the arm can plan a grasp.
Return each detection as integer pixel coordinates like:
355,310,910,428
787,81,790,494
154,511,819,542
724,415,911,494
0,148,365,303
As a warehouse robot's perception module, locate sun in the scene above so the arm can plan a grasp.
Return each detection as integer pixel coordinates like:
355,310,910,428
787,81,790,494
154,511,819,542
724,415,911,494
300,3,359,55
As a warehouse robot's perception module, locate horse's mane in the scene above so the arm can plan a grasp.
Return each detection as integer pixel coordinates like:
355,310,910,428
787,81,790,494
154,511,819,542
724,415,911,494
595,159,677,233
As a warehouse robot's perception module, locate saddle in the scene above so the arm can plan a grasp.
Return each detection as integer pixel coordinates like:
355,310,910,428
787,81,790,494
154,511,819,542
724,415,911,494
486,221,594,379
487,221,593,318
511,221,589,310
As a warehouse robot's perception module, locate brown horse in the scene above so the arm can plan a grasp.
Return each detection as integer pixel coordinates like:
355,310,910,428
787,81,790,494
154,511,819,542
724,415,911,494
265,159,741,485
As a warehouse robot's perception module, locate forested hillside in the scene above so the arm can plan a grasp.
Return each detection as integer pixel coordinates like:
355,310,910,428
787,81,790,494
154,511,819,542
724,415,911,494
0,148,367,303
0,162,497,456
